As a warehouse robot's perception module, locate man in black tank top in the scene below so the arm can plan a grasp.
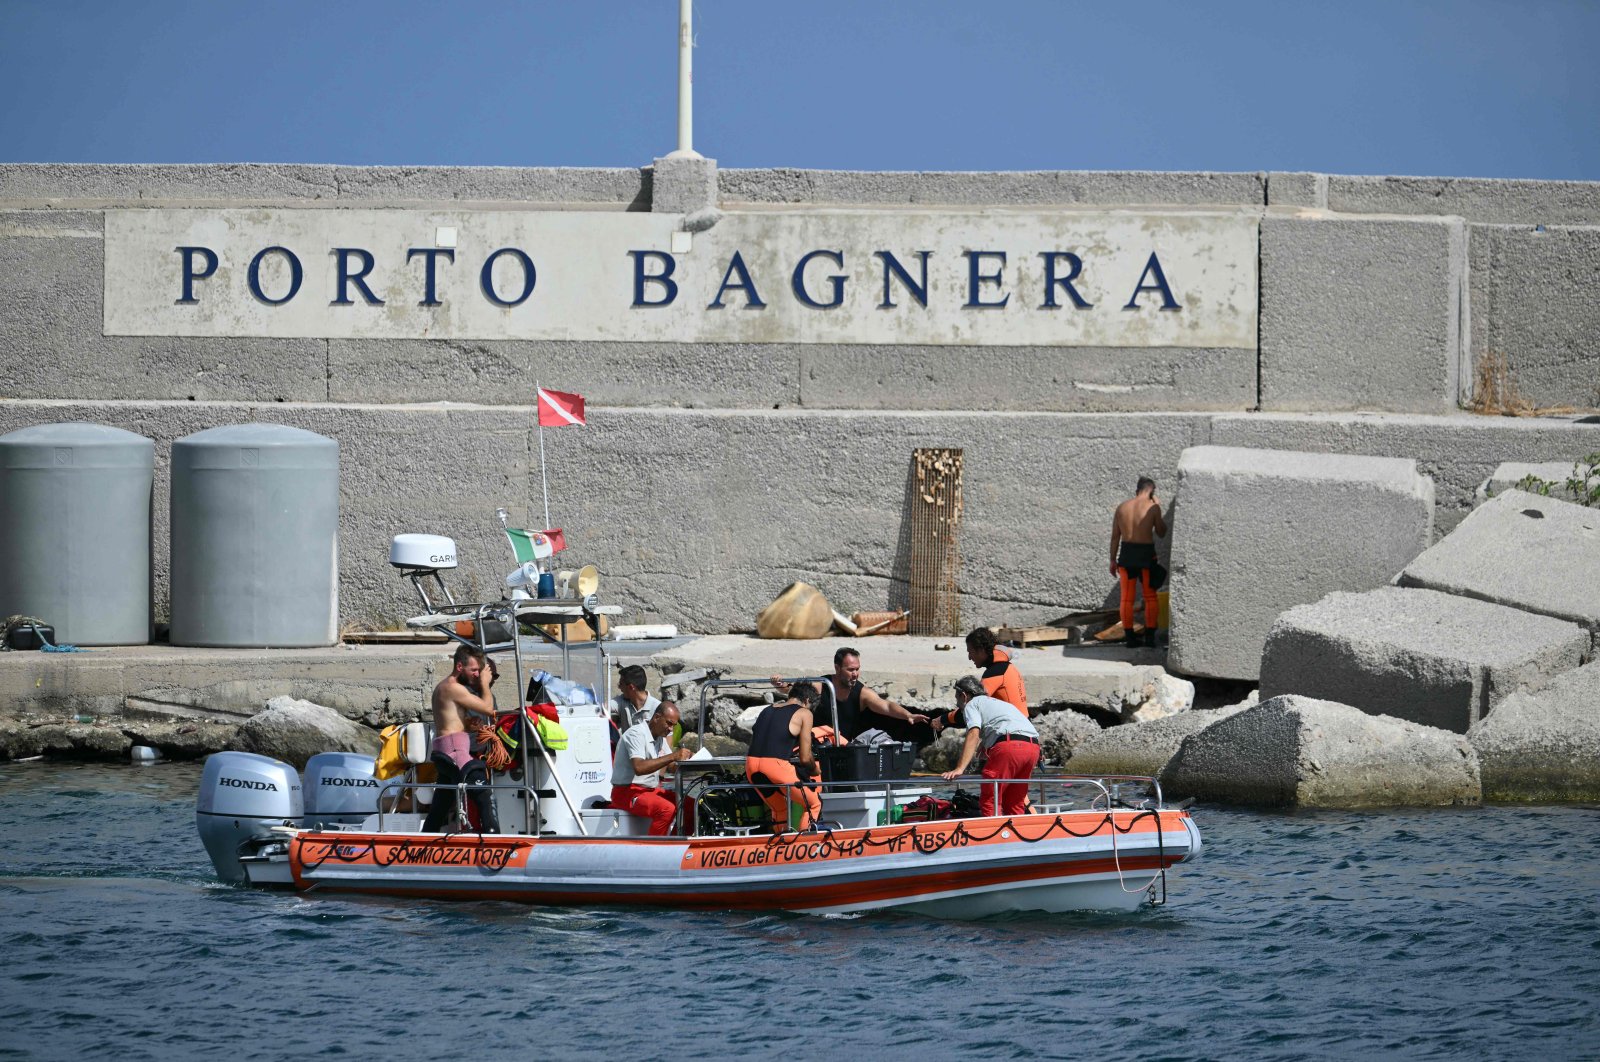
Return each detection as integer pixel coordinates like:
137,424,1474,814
774,647,933,744
745,683,822,830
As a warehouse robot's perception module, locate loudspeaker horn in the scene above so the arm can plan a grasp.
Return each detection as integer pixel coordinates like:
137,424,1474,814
555,564,599,599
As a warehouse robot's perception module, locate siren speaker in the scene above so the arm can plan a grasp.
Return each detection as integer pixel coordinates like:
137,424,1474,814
555,564,599,599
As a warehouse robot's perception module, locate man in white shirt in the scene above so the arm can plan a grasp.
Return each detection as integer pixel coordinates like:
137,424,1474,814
611,664,662,733
610,702,690,835
934,676,1040,818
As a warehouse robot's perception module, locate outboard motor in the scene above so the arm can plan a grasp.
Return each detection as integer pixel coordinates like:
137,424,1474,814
302,752,382,828
197,751,303,883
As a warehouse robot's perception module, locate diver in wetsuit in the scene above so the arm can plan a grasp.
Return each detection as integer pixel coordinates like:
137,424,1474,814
745,683,822,831
1110,476,1169,647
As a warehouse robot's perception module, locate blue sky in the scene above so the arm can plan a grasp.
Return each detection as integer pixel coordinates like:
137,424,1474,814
2,0,1597,179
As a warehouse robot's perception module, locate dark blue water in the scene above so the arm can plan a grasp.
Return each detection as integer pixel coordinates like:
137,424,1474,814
2,762,1597,1061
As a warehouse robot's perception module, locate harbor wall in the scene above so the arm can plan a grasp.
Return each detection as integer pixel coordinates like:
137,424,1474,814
1,164,1596,634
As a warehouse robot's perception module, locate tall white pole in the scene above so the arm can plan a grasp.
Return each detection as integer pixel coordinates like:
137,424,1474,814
672,0,701,158
536,383,551,529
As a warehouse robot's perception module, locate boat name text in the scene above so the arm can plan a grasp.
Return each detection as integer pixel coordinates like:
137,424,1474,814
693,829,970,869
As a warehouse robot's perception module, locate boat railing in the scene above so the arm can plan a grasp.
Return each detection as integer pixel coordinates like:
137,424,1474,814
679,768,1166,837
376,779,540,837
695,675,841,740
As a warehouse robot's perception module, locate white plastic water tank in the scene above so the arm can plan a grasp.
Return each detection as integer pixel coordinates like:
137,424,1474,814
0,423,154,645
169,423,339,647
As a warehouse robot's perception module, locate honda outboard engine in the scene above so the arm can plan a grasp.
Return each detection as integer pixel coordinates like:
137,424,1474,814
197,751,303,883
302,752,381,828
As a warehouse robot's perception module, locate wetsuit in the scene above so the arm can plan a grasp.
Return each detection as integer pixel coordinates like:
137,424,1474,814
1117,542,1159,632
422,732,499,834
745,702,821,830
980,647,1029,718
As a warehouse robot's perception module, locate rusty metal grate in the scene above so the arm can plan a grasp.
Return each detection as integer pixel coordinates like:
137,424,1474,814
908,447,962,635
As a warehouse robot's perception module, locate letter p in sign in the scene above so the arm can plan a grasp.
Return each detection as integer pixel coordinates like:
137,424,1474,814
176,246,219,305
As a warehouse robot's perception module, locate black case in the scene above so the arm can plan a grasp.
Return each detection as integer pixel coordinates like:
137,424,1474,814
5,624,54,650
819,742,914,790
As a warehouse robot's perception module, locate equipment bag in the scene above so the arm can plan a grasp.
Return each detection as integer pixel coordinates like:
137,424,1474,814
900,794,952,822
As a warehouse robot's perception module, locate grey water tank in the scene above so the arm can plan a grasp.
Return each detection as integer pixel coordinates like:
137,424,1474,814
0,423,154,645
170,424,339,647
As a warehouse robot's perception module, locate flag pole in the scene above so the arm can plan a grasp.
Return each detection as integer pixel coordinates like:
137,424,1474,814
536,383,551,529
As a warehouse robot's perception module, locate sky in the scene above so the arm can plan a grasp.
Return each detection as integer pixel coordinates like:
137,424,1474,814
2,0,1597,180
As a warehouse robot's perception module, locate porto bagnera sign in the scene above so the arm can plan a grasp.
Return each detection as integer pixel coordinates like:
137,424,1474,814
104,209,1257,348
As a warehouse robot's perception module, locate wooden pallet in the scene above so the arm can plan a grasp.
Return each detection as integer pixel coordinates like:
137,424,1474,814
995,625,1077,648
995,610,1121,649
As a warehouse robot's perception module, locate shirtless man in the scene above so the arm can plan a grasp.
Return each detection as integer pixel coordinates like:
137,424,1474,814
1109,476,1169,647
431,644,498,768
773,647,931,743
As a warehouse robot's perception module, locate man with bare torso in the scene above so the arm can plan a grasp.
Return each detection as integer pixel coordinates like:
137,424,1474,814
1109,477,1169,647
431,644,498,767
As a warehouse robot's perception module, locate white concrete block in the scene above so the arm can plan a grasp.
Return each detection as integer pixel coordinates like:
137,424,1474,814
1166,445,1435,681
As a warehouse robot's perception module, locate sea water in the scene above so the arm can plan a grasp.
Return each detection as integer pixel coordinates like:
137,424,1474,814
1,761,1597,1061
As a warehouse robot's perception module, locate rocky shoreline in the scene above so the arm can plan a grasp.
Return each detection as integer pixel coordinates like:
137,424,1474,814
5,657,1595,808
4,468,1595,809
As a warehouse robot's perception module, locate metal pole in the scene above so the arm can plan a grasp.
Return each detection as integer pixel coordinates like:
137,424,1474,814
671,0,701,158
536,383,551,529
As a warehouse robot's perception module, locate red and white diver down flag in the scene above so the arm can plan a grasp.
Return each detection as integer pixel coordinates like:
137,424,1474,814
536,388,586,427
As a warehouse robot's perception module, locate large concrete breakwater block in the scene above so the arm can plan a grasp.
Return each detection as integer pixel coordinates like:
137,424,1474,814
1166,446,1434,682
1475,461,1586,506
1261,586,1588,733
1469,225,1600,411
1065,700,1252,778
1399,490,1600,640
1260,214,1466,414
1469,662,1600,803
1209,412,1600,536
1160,694,1481,808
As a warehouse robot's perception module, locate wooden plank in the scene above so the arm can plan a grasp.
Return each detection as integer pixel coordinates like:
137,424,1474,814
995,625,1076,648
1043,608,1119,627
342,630,448,644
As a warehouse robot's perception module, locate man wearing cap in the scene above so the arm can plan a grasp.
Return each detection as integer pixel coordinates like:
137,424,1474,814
934,675,1040,818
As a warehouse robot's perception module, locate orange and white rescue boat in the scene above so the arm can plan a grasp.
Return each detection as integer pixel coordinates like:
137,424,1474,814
195,531,1202,918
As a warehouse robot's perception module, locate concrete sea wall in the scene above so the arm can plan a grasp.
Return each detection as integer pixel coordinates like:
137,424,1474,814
1,164,1597,637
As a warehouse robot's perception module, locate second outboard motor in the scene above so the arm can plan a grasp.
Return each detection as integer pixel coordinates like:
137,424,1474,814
197,752,303,883
303,752,381,828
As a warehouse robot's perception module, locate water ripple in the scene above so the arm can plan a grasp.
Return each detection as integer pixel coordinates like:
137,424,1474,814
0,763,1598,1059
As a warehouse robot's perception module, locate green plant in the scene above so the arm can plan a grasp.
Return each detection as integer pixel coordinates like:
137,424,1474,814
1515,452,1600,508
